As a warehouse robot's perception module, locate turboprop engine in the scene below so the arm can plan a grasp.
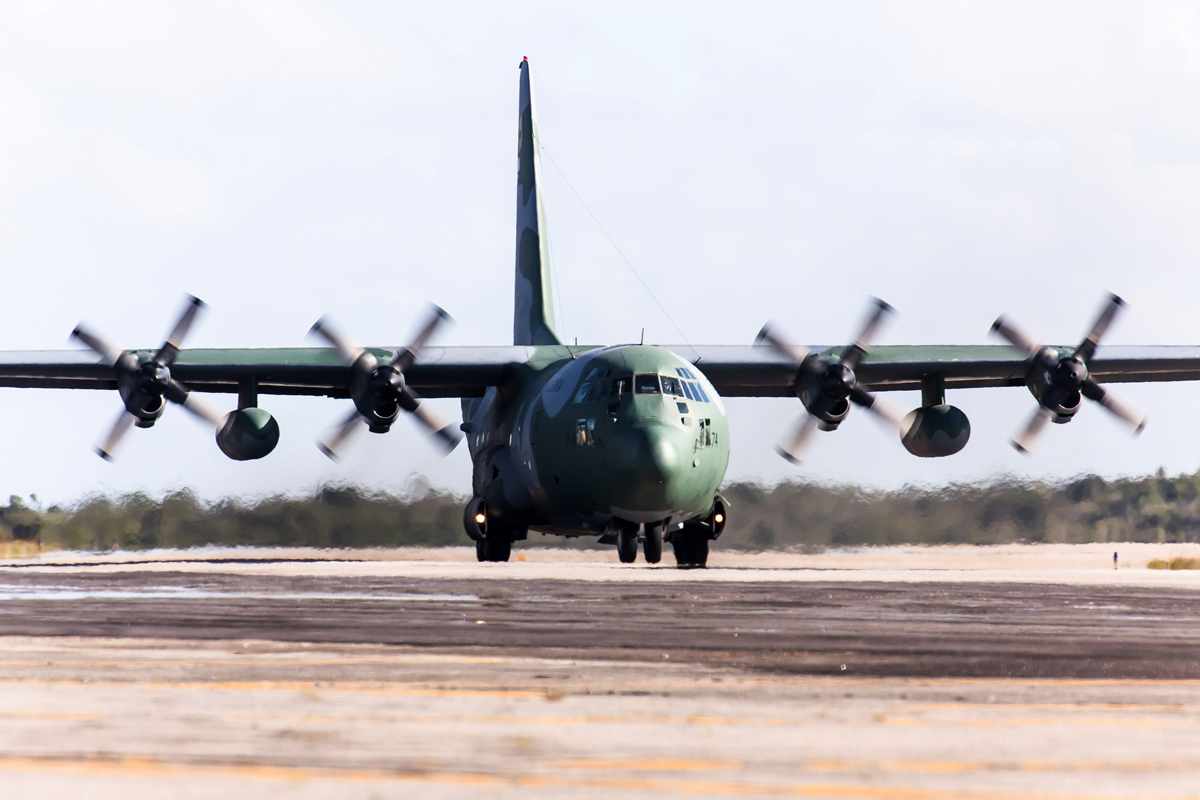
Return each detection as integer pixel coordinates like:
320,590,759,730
757,298,905,463
990,293,1146,452
307,305,463,460
71,295,227,460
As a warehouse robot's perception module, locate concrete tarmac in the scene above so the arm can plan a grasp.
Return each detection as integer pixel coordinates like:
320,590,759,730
2,545,1200,798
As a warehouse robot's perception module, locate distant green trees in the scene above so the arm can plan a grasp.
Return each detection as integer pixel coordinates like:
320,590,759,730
0,486,466,551
3,470,1200,552
715,470,1200,550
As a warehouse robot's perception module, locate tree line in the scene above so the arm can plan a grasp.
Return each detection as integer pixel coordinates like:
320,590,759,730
0,469,1197,552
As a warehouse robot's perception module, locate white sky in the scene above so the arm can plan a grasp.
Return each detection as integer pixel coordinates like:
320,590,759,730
2,2,1200,504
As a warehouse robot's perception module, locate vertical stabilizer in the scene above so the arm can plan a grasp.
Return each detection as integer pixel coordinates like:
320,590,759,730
513,57,560,346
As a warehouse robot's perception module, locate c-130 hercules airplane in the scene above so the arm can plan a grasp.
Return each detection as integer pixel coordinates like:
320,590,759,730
4,59,1199,567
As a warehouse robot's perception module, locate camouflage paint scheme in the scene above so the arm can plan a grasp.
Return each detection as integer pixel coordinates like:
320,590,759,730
513,58,559,348
461,345,728,536
1,59,1200,552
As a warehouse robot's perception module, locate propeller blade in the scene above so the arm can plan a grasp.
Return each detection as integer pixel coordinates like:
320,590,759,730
392,304,452,372
775,413,818,465
1082,378,1146,434
1075,293,1124,364
990,316,1040,356
848,386,905,432
95,409,136,461
317,408,364,461
71,324,124,366
309,316,365,365
1011,406,1053,454
754,323,809,364
162,378,225,427
841,297,893,369
155,295,206,366
408,400,463,454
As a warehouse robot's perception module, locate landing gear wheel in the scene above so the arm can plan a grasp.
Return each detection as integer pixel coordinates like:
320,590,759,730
672,525,710,569
671,536,692,567
477,536,512,562
617,526,638,563
643,525,663,564
690,534,709,568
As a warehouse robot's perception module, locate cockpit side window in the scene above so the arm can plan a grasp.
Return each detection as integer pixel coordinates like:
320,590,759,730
634,374,661,394
573,367,605,404
660,376,683,396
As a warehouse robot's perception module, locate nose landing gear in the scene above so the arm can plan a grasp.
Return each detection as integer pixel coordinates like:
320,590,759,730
643,523,663,564
616,522,638,563
612,521,663,564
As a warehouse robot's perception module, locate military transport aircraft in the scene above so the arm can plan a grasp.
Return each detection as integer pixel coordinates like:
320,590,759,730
2,58,1198,567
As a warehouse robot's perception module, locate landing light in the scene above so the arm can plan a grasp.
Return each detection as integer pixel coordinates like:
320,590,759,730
714,513,724,524
474,512,487,525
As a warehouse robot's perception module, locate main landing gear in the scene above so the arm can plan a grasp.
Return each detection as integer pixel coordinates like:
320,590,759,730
464,498,517,563
669,523,710,569
476,536,511,563
666,499,727,569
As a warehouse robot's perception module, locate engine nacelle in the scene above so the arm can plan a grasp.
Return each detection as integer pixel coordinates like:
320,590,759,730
901,404,970,458
1027,351,1084,422
216,408,280,461
118,372,166,428
797,367,850,430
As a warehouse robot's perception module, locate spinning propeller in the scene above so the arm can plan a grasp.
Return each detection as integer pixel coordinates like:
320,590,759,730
72,295,225,461
309,305,463,460
990,293,1146,453
757,297,905,463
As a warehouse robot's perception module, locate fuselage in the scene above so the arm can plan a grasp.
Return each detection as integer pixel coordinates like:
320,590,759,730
462,345,730,536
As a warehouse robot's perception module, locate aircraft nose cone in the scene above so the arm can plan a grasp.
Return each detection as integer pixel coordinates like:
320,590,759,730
609,424,684,520
643,428,679,480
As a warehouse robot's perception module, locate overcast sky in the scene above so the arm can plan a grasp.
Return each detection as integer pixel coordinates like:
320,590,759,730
2,2,1200,503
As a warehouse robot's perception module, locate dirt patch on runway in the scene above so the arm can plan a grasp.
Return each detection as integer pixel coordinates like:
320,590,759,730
0,570,1198,679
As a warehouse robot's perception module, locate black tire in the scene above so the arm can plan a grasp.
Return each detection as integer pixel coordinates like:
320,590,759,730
690,533,709,568
671,535,693,568
672,525,710,569
643,525,663,564
617,527,638,563
485,536,512,562
475,539,488,562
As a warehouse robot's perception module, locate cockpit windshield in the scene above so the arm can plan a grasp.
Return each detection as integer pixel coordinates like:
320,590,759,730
634,374,661,394
660,376,683,396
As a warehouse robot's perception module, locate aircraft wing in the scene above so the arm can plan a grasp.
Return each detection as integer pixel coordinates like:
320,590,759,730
3,343,1200,399
690,344,1200,397
0,346,564,398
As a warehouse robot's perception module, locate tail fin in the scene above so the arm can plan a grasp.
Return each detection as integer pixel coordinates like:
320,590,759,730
513,57,561,346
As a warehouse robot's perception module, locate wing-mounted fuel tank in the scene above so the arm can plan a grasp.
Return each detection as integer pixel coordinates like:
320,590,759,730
899,375,970,458
216,408,280,461
901,404,971,458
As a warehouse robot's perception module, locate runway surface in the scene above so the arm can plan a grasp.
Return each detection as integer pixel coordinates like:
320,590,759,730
2,545,1200,798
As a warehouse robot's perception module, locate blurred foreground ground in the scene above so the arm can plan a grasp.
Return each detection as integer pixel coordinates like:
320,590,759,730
2,543,1200,798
